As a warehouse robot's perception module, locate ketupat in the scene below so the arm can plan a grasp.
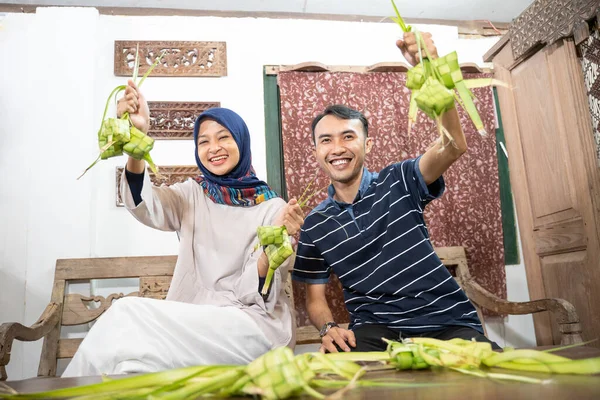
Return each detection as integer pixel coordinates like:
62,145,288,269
414,77,456,145
390,0,504,144
326,337,600,382
433,51,487,136
257,225,294,297
123,125,159,174
244,347,321,399
257,172,328,297
98,117,129,159
78,45,164,179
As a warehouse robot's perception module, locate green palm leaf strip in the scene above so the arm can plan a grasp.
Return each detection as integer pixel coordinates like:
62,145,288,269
4,338,600,399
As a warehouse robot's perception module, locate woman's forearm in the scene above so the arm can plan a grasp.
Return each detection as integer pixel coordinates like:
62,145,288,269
126,157,146,174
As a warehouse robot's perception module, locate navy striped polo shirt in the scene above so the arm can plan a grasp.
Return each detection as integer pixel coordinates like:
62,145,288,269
292,157,482,333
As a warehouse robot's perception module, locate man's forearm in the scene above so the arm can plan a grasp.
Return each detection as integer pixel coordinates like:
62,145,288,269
307,299,335,329
440,107,467,154
418,106,467,184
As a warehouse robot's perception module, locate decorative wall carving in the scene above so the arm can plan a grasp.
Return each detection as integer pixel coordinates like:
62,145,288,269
116,166,200,206
509,0,600,59
148,101,220,139
114,41,227,77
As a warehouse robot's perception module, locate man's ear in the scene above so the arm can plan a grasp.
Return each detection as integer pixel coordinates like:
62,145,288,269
365,137,374,154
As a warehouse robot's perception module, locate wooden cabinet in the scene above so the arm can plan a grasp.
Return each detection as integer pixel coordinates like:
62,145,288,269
484,1,600,346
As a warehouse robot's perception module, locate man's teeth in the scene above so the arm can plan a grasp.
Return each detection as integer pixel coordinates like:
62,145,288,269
211,156,227,162
331,159,349,166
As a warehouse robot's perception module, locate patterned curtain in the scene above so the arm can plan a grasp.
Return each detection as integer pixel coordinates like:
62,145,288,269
278,71,506,326
579,30,600,165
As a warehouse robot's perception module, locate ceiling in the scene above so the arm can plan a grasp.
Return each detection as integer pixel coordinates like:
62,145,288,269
1,0,535,23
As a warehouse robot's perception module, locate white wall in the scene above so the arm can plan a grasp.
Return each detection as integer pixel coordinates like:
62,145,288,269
485,211,537,349
0,7,534,380
0,7,99,380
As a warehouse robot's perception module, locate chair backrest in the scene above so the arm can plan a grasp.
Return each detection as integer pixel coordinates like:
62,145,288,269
38,256,177,377
39,247,476,376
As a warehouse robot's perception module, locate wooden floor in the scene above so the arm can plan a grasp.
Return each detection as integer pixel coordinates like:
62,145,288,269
4,347,600,399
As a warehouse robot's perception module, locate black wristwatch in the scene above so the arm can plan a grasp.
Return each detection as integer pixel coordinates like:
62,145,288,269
319,321,339,337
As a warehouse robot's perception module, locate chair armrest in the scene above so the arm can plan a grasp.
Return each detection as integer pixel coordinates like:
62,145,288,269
460,278,582,345
0,303,60,381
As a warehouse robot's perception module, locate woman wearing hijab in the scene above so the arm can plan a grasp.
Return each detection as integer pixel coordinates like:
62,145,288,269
62,80,303,377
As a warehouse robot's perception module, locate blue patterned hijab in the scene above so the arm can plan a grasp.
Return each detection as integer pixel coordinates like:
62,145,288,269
193,108,279,206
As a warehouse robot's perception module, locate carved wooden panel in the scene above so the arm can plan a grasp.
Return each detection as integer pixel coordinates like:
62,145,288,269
511,50,578,226
61,292,138,326
579,30,600,164
148,101,220,139
116,166,199,207
140,276,172,300
114,41,227,77
534,217,588,257
509,0,600,59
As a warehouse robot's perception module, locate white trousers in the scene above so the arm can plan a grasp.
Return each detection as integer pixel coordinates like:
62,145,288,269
62,297,272,377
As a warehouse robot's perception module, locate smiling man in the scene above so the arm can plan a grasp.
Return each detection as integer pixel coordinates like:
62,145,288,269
291,32,499,353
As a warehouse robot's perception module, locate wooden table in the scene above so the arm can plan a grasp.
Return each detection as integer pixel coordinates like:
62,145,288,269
4,347,600,399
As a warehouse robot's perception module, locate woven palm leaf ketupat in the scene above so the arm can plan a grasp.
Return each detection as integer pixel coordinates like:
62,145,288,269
78,45,165,179
257,173,328,296
390,0,504,144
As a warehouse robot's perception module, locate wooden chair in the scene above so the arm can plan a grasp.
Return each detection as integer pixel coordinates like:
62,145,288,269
0,247,582,381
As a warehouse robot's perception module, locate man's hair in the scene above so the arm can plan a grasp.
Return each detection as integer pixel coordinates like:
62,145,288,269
311,105,369,144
